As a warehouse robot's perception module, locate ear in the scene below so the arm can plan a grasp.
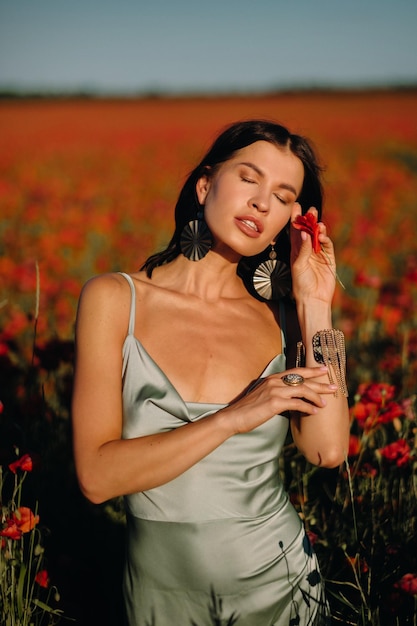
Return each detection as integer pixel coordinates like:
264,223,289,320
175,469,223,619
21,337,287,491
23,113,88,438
195,174,211,205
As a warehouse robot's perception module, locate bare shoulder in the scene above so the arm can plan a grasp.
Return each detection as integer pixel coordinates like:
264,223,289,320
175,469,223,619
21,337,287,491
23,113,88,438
79,272,130,300
79,271,143,308
76,273,135,339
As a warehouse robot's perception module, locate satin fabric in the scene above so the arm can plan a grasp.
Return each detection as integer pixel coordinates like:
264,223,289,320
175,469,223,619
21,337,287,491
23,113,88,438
120,273,328,625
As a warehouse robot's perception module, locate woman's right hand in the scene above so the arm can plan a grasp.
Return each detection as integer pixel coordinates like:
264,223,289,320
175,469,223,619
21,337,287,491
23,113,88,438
220,366,337,435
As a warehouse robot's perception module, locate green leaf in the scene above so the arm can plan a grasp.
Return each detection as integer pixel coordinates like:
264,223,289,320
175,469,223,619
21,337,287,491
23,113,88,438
16,561,27,617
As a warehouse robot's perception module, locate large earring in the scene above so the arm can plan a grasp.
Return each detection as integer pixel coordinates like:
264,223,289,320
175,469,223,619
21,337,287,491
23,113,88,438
180,207,212,261
252,245,291,301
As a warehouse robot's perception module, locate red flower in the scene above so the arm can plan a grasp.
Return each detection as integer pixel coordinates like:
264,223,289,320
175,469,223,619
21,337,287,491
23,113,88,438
0,507,40,539
306,530,319,546
357,382,396,407
395,573,417,596
293,213,321,253
9,453,34,474
378,401,404,424
351,400,378,430
35,569,50,588
0,521,22,540
357,463,378,478
354,270,382,289
348,435,361,457
379,439,411,468
14,507,40,533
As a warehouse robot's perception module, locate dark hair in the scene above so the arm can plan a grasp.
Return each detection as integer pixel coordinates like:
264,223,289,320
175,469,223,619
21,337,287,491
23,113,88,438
141,119,324,288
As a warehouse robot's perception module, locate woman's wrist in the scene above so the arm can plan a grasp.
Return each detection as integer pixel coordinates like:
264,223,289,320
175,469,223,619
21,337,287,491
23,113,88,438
212,406,239,439
294,301,349,397
296,300,333,341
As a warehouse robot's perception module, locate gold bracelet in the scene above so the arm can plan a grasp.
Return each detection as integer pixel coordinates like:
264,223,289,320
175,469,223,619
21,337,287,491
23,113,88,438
312,329,348,397
296,341,305,368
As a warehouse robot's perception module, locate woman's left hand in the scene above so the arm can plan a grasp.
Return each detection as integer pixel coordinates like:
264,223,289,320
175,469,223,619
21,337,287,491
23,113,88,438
290,203,337,304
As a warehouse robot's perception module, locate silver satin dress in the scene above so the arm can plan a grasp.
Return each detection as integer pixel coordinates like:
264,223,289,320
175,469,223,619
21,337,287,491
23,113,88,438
120,273,329,626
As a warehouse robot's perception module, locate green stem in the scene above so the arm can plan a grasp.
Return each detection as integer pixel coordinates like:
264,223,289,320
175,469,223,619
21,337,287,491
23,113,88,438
31,261,40,369
321,246,346,290
345,455,359,544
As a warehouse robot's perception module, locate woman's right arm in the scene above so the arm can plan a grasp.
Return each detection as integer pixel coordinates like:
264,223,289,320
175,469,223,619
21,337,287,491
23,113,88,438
72,274,334,504
72,273,238,503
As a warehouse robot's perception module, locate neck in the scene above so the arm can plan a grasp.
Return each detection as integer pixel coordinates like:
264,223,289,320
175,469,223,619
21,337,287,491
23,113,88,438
151,251,246,302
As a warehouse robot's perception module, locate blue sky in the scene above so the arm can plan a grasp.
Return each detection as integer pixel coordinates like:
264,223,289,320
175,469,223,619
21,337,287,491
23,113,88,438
1,0,416,93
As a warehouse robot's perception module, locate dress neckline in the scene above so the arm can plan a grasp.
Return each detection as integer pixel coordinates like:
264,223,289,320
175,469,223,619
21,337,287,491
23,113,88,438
124,333,285,408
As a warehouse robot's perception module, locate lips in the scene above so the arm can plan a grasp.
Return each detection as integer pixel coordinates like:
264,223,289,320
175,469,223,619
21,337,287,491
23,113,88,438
235,215,264,236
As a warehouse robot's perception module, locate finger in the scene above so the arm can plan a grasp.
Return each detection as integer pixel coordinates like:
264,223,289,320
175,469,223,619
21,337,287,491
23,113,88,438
276,371,338,404
318,220,327,234
291,227,314,261
276,366,329,380
273,382,329,412
281,383,335,407
287,397,325,415
319,231,334,251
283,380,338,395
264,375,335,409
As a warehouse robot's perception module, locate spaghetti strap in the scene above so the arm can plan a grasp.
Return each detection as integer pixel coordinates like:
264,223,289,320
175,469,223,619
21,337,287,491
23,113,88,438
118,272,136,336
279,299,287,352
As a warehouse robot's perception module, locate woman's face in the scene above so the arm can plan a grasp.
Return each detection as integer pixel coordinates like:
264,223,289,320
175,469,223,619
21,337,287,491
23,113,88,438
196,140,304,260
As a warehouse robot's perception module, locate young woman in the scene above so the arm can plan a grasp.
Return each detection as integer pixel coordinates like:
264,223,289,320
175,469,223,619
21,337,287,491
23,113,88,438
72,120,349,625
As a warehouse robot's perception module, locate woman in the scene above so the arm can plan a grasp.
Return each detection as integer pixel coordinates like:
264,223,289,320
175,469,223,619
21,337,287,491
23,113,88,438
72,120,349,625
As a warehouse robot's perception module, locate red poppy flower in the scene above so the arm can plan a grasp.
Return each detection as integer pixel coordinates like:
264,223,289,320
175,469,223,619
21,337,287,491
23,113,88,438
378,401,404,424
9,453,34,474
395,573,417,596
348,435,361,457
306,530,319,546
16,507,40,533
0,506,40,539
351,400,378,430
293,213,321,253
354,270,382,289
379,439,411,468
35,569,50,588
357,382,396,407
0,521,22,540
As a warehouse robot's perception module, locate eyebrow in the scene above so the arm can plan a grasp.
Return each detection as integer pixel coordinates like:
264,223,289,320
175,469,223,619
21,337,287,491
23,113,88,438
239,161,298,197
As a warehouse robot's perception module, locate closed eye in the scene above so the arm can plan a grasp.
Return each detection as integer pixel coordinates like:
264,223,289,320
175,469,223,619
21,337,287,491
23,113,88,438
274,194,290,205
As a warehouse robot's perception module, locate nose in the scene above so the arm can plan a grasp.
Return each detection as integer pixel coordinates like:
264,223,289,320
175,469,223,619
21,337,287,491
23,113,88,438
249,192,270,213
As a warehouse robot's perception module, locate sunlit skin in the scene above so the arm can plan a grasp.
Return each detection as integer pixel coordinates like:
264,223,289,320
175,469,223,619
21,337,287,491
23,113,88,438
72,140,349,504
196,141,304,262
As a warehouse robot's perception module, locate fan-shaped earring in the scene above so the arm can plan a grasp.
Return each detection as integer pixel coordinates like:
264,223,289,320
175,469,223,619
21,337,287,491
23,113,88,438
252,245,291,301
180,210,212,261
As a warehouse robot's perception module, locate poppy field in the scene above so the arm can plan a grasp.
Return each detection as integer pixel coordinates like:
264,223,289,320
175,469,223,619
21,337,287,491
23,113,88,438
1,90,417,624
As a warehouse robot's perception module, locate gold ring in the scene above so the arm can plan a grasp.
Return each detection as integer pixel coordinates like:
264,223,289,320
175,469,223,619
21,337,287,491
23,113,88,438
282,373,304,386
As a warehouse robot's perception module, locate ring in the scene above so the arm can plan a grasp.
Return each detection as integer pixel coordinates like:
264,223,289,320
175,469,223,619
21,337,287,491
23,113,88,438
282,373,304,386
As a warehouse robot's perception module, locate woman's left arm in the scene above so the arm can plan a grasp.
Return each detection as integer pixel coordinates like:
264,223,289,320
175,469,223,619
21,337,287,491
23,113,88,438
289,204,350,468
